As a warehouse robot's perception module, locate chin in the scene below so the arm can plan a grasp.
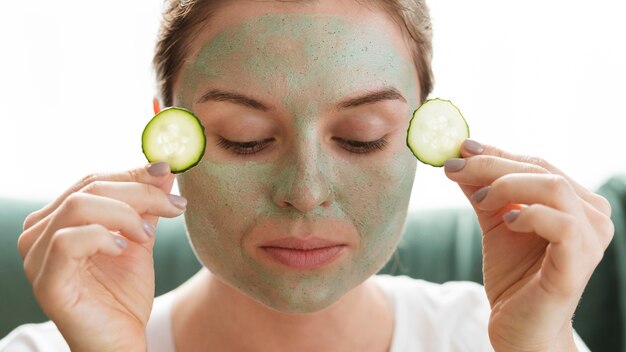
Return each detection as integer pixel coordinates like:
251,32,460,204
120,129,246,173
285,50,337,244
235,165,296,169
254,288,346,314
220,257,382,314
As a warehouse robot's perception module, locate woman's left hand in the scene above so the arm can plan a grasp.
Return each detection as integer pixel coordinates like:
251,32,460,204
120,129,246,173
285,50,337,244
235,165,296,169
444,139,614,351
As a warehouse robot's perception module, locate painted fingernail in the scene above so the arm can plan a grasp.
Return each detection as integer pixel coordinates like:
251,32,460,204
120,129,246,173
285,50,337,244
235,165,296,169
168,194,187,210
115,237,128,249
444,158,466,172
471,186,489,203
504,210,521,223
464,139,484,155
144,220,156,238
147,162,170,177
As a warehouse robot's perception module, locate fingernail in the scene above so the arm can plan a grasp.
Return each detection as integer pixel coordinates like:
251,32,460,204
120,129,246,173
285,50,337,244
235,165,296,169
144,220,156,238
168,194,187,209
464,139,484,155
115,237,128,249
471,186,489,203
504,210,520,223
444,158,466,172
147,162,170,177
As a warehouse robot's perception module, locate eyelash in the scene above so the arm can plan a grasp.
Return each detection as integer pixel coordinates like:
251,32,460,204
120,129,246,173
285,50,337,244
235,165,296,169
334,137,389,154
216,137,273,155
216,137,389,155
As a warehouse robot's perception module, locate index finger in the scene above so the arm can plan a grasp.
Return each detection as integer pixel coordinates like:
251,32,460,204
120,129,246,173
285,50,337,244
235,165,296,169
460,139,612,216
23,162,175,231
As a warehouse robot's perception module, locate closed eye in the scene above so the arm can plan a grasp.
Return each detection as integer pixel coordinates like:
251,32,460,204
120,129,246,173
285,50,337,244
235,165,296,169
333,137,389,154
216,136,389,156
216,137,273,155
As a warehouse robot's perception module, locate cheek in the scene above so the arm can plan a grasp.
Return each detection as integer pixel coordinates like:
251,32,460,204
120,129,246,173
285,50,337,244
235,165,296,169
338,148,416,261
176,160,271,270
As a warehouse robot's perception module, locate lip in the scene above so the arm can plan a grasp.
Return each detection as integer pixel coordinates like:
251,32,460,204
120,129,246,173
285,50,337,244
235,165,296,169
258,237,348,269
260,237,346,250
260,245,346,269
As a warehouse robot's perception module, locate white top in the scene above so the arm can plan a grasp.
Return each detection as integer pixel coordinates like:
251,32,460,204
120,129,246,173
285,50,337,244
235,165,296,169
0,275,590,352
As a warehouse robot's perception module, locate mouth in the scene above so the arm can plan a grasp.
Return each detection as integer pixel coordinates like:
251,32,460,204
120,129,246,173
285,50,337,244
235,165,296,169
258,237,347,269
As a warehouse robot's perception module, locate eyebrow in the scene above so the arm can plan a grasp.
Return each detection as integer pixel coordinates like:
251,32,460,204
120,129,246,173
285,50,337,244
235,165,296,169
196,86,406,111
197,89,270,111
337,87,407,109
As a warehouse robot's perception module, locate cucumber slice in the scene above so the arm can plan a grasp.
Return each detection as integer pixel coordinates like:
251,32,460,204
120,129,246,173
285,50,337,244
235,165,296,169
406,98,470,167
141,107,206,173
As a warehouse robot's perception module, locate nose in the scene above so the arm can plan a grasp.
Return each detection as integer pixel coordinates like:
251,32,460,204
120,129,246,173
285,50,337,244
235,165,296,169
272,134,333,213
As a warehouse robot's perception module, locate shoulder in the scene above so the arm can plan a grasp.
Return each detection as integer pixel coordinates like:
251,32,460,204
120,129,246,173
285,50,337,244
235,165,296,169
372,274,494,352
371,275,591,352
0,321,69,352
0,292,176,352
372,274,490,312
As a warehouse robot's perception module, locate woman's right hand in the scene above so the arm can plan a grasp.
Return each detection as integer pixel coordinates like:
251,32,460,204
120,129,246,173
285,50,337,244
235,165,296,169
17,163,186,351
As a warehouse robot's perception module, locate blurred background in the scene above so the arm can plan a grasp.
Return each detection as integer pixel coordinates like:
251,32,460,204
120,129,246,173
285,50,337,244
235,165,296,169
1,0,625,210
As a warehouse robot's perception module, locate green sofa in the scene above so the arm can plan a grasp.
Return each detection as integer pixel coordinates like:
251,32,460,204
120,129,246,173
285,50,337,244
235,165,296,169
1,175,625,351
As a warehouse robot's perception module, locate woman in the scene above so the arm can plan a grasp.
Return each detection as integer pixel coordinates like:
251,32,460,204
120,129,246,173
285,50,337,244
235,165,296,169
1,0,612,350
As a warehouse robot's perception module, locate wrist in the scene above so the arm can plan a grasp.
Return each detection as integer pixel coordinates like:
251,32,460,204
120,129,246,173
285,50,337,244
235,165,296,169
68,341,147,352
526,322,577,352
490,322,578,352
64,333,147,352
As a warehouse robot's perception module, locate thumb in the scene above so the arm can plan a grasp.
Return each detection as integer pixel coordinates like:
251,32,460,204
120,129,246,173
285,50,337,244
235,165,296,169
142,163,178,246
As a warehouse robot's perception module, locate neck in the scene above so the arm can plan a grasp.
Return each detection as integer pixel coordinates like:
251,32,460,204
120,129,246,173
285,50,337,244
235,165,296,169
172,268,393,352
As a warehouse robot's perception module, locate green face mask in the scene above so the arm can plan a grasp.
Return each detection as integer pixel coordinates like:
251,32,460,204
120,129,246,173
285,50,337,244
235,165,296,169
175,13,419,313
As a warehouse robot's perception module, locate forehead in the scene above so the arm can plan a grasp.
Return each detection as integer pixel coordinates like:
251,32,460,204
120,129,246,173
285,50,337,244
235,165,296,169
176,5,418,109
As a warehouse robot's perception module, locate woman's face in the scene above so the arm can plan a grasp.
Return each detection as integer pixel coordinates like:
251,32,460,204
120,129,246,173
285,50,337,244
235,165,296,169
173,1,420,313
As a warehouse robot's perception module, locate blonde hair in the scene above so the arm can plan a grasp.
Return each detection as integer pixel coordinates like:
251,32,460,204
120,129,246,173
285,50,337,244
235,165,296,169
153,0,434,107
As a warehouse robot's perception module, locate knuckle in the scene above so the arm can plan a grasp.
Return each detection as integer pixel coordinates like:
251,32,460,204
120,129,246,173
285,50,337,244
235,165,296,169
117,202,141,227
81,180,106,195
524,163,549,175
126,168,142,181
23,211,43,231
62,193,87,214
23,201,56,230
547,175,571,198
85,223,107,234
476,155,497,171
17,230,33,260
77,173,99,189
525,156,551,170
595,195,612,217
119,199,136,215
524,204,542,218
49,229,72,254
493,173,518,191
62,193,80,212
89,225,115,245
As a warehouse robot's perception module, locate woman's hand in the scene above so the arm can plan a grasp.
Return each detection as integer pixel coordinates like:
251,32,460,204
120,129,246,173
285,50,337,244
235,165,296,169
444,140,614,351
17,163,186,351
